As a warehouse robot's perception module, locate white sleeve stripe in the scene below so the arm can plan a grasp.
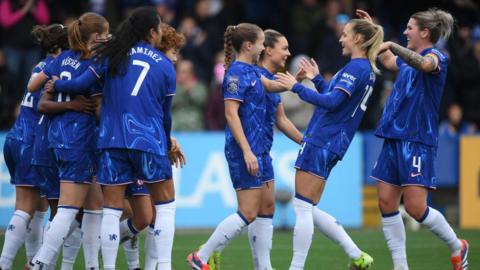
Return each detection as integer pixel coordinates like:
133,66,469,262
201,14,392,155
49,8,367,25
335,87,352,97
89,66,101,79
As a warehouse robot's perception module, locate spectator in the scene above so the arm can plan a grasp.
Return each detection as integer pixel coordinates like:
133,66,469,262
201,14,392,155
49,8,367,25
205,51,226,130
178,16,213,81
0,49,16,129
290,0,322,53
172,59,208,131
314,13,350,77
152,0,176,25
0,0,50,89
440,103,477,138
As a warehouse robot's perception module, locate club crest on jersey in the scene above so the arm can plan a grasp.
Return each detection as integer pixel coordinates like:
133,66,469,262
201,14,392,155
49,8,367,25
227,76,240,94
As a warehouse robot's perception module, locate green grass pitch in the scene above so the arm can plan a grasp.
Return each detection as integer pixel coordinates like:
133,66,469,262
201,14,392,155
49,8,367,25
2,229,478,269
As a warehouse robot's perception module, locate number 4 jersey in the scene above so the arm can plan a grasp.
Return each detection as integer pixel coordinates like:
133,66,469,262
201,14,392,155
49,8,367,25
93,41,176,156
303,58,375,159
7,56,55,144
43,50,102,150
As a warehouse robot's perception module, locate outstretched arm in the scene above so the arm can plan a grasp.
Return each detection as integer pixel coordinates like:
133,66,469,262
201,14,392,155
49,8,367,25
384,41,439,73
49,68,99,93
276,72,348,111
261,76,287,93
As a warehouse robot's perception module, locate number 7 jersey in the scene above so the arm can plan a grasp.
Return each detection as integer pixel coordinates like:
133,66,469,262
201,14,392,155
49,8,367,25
93,41,176,156
303,58,375,159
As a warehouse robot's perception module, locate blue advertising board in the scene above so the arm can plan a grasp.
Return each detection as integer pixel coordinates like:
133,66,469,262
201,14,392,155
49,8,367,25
0,132,363,228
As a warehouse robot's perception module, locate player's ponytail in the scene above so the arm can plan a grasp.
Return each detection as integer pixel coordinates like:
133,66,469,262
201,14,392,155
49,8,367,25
411,8,454,43
31,24,68,54
350,19,384,74
96,6,161,76
224,25,235,70
68,12,108,59
223,23,263,70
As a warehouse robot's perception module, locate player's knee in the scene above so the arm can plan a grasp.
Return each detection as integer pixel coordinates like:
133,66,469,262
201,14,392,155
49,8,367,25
132,215,151,231
239,209,258,223
260,201,275,216
404,201,427,221
378,196,397,213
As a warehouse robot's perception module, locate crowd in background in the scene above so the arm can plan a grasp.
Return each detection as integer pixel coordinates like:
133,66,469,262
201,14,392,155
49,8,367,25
0,0,479,135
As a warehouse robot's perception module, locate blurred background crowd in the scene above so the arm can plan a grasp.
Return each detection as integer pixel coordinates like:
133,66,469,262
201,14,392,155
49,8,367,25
0,0,479,136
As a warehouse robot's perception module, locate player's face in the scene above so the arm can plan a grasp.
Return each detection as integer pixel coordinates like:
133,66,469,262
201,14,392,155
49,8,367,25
270,36,291,69
251,31,265,63
404,18,422,50
339,22,355,56
165,48,179,64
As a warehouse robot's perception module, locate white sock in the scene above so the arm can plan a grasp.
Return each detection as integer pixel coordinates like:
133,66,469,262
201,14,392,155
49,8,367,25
119,218,140,269
123,236,140,270
144,224,158,270
82,209,102,269
120,218,139,242
48,250,59,270
101,208,122,270
312,207,361,260
248,216,273,270
419,207,462,256
25,211,47,261
154,200,176,270
0,210,31,269
33,207,79,266
289,196,314,270
198,212,248,263
382,212,408,270
61,225,82,270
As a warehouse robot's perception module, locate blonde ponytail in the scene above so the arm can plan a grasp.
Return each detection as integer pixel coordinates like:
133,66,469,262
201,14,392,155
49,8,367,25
350,19,384,74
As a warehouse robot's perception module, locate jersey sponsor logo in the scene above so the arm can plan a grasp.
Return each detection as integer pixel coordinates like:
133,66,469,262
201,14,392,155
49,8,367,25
227,76,240,94
342,72,357,82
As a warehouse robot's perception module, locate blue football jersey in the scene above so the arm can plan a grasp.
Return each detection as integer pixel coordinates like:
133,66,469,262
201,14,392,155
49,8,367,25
223,61,266,157
7,57,54,144
32,114,55,167
375,48,448,147
303,58,375,159
43,50,102,150
95,41,176,156
256,66,281,153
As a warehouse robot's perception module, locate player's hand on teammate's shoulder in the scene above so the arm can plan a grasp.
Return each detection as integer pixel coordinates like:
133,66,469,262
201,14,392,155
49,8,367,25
378,41,393,55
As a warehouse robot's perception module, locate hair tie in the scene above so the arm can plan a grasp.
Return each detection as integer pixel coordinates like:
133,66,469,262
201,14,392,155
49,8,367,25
233,25,237,30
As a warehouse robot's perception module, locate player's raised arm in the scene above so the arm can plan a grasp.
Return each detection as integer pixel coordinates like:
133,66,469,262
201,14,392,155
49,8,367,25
384,41,439,73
